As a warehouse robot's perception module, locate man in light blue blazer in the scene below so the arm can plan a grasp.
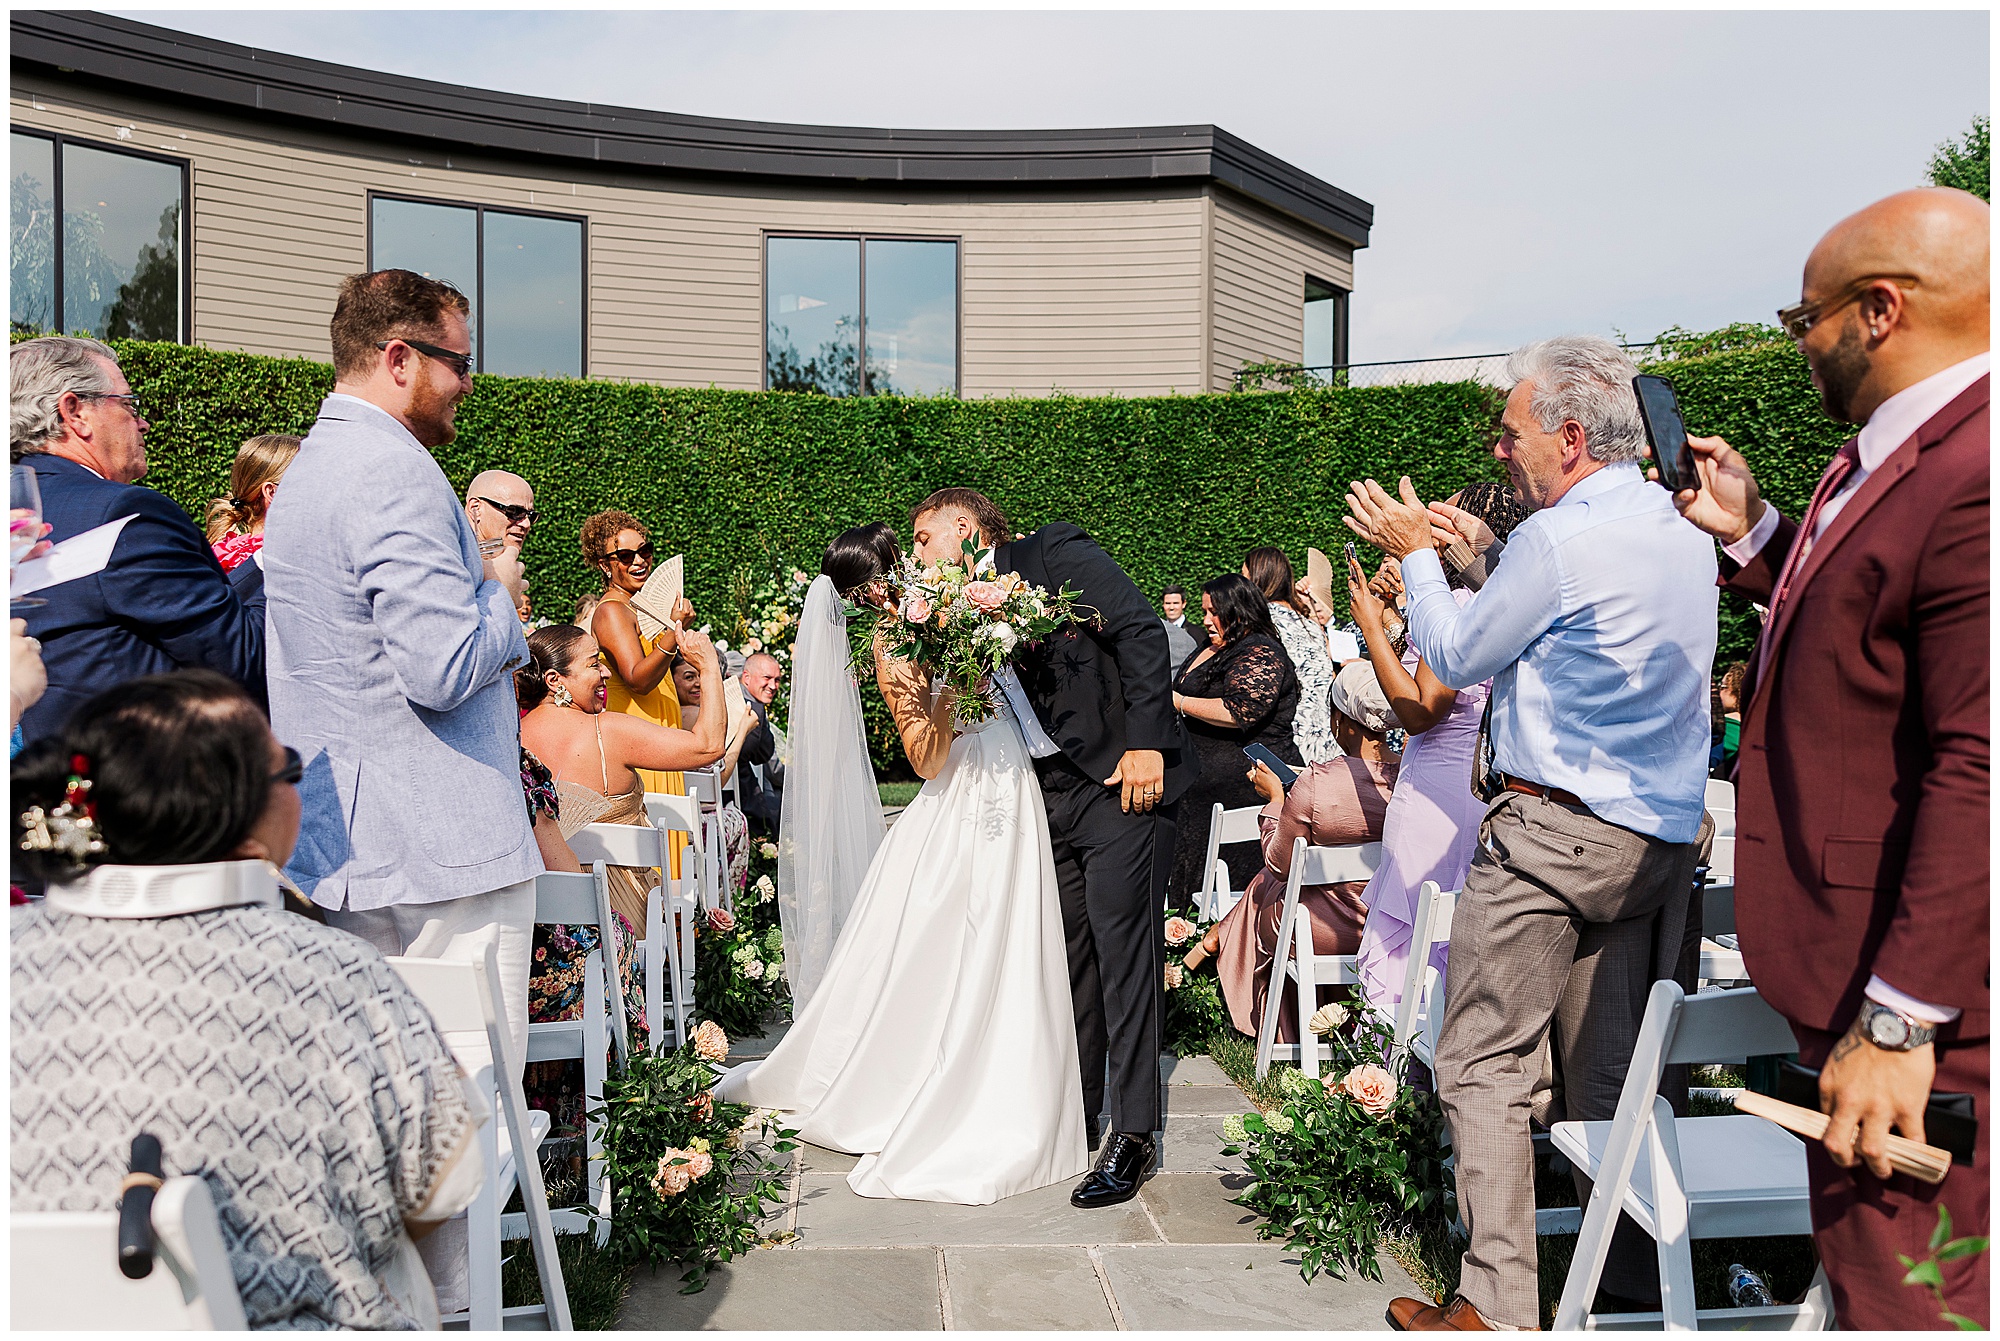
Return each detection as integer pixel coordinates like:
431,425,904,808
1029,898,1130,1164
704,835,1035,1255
265,270,540,1070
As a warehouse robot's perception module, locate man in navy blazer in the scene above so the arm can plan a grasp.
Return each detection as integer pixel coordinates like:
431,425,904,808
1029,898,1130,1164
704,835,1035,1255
11,337,262,746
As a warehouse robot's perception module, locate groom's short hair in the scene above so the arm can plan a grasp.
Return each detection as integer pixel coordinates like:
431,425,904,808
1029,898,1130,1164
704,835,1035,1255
911,488,1011,546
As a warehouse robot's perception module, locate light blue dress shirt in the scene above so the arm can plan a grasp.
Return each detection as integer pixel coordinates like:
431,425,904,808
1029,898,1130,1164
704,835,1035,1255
1400,462,1717,844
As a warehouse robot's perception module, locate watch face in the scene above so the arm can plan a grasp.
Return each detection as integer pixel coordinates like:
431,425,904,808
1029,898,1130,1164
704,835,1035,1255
1868,1008,1908,1048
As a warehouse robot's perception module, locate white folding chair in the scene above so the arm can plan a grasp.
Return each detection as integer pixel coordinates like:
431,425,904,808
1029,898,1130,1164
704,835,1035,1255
1253,838,1382,1079
388,947,573,1332
1388,879,1457,1070
12,1175,247,1330
681,766,733,913
519,869,629,1248
1703,780,1736,838
571,816,696,1053
1552,981,1832,1331
1197,802,1266,920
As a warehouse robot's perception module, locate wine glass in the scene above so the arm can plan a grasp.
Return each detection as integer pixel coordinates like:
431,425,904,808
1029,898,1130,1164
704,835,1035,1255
11,463,46,608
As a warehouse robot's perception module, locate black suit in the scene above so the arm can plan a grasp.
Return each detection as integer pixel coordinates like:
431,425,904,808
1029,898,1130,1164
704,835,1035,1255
226,554,269,712
736,696,784,832
996,523,1196,1136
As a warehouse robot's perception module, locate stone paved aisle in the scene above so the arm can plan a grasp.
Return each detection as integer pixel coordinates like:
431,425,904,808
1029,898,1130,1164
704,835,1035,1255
619,1043,1418,1330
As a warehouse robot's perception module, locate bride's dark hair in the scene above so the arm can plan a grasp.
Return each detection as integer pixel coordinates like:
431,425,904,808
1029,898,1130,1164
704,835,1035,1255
822,523,900,597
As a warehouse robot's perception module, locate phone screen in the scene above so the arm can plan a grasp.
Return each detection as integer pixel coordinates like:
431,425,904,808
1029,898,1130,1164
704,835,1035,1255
1633,375,1693,493
1242,744,1299,790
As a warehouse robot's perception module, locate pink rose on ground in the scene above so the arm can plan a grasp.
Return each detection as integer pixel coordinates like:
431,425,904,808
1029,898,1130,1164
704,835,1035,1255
692,1020,730,1064
705,907,737,935
1338,1064,1398,1119
902,595,932,624
964,580,1006,613
1163,916,1199,946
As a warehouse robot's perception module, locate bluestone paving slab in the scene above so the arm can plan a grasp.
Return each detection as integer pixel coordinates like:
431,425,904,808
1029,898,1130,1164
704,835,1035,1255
726,1022,792,1063
798,1141,861,1173
1158,1114,1248,1173
943,1246,1117,1330
1139,1173,1264,1244
617,1245,942,1330
1099,1243,1417,1330
1161,1054,1234,1087
1164,1083,1259,1115
793,1173,1158,1246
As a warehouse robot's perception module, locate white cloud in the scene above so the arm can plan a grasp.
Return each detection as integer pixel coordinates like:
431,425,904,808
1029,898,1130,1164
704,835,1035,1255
125,9,1989,362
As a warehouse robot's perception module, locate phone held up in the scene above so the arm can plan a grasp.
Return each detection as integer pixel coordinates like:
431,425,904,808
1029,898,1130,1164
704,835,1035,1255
1343,540,1359,572
1242,743,1299,791
1633,374,1696,495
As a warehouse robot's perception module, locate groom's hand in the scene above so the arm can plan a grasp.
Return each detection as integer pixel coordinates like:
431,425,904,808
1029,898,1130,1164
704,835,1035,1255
1105,750,1165,814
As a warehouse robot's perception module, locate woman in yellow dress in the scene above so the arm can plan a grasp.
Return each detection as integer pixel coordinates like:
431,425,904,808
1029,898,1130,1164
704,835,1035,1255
583,509,696,874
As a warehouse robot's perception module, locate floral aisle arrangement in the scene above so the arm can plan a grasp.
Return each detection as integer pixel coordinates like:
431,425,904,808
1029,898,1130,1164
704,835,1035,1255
848,541,1086,723
692,904,788,1038
595,1021,798,1292
1221,998,1449,1285
1162,912,1227,1055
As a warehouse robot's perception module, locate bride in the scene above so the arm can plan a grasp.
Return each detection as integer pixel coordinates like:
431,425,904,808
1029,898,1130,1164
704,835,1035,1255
713,523,1088,1205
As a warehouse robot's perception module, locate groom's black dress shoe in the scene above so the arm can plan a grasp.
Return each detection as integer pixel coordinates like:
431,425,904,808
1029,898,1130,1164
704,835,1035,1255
1071,1131,1153,1208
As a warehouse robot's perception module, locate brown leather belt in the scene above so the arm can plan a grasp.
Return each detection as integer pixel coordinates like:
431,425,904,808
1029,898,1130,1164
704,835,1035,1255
1499,774,1586,807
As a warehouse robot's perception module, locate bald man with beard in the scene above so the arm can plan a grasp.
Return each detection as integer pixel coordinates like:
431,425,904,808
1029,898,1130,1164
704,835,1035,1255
1669,188,1988,1328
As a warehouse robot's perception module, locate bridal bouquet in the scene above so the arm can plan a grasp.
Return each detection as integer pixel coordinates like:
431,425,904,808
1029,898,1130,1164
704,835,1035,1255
854,541,1086,723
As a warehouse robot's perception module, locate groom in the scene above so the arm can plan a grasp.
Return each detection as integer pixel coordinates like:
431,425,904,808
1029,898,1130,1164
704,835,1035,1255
911,488,1195,1208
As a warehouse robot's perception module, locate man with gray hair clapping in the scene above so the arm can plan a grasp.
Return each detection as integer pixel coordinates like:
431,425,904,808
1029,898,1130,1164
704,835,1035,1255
1346,335,1718,1332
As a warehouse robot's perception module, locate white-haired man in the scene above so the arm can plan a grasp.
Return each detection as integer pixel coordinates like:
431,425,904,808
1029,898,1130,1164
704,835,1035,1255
463,470,536,622
1346,336,1718,1331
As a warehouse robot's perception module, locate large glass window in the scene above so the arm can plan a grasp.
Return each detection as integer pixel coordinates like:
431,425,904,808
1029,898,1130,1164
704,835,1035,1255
9,130,186,341
368,195,585,378
766,235,958,395
1303,276,1348,376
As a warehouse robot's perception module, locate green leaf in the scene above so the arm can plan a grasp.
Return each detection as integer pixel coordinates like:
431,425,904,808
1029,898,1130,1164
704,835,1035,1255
1932,1205,1956,1253
1943,1313,1982,1330
1936,1237,1990,1262
1905,1260,1946,1291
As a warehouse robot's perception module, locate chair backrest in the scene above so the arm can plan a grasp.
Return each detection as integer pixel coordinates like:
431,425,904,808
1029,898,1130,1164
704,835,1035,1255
568,819,668,871
642,791,701,837
531,868,631,1068
12,1177,248,1330
1704,778,1735,812
532,870,600,925
1707,833,1736,879
389,955,497,1044
684,767,723,807
1212,804,1265,847
1664,983,1797,1068
1293,841,1382,887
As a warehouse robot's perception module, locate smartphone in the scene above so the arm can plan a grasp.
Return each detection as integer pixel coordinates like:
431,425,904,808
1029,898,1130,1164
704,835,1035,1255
1242,743,1299,790
1343,540,1359,572
1633,374,1695,494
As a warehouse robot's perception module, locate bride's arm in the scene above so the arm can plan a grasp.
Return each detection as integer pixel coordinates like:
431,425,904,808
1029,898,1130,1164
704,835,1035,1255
874,641,958,781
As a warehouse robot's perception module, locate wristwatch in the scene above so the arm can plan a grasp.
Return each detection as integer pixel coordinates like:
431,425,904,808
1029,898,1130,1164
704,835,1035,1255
1859,1000,1938,1051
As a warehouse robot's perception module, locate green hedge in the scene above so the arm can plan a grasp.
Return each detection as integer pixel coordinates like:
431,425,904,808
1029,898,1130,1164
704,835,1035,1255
97,334,1844,749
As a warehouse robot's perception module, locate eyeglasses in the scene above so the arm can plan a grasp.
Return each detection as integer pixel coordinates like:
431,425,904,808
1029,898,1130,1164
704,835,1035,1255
1776,274,1919,340
600,541,656,566
75,391,143,420
474,496,539,526
375,337,475,379
271,746,304,786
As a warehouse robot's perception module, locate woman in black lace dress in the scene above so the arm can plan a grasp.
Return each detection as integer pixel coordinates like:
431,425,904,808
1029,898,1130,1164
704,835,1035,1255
1166,573,1303,909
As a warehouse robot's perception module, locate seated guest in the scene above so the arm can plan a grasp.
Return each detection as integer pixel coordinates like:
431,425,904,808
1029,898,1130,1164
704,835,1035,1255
11,337,262,746
516,623,727,927
10,670,482,1329
572,589,601,628
1165,574,1303,907
735,650,788,837
1244,547,1339,764
1160,584,1198,671
672,649,752,899
205,434,302,575
463,470,537,622
1186,661,1400,1043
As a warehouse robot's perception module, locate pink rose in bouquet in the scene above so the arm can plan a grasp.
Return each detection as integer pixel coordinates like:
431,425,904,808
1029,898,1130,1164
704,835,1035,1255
705,907,737,935
964,580,1007,613
1163,916,1199,946
692,1020,730,1063
653,1154,694,1197
902,594,932,625
1336,1063,1398,1119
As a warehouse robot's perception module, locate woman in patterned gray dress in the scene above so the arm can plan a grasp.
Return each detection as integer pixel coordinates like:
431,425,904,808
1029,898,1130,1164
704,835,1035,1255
11,670,482,1329
1243,547,1340,765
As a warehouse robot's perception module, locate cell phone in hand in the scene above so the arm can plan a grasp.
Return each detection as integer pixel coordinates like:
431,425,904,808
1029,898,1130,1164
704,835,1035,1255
1343,540,1359,572
1242,743,1299,790
1633,374,1695,494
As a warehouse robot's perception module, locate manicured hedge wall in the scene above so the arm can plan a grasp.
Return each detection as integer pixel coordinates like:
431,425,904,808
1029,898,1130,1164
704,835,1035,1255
100,334,1844,720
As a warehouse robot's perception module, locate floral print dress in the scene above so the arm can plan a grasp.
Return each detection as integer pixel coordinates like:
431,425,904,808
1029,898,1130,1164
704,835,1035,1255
1269,601,1339,765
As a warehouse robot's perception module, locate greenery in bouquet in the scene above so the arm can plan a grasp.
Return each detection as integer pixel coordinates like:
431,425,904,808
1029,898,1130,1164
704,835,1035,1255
745,837,782,937
1162,911,1228,1055
850,541,1086,723
1221,998,1449,1285
593,1022,798,1291
693,904,790,1037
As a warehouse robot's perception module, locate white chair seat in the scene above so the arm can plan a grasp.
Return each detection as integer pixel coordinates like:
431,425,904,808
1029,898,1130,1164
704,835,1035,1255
1552,1114,1812,1240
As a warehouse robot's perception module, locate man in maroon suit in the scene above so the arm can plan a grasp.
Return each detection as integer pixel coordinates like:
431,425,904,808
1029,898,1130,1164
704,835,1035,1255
1672,187,1987,1328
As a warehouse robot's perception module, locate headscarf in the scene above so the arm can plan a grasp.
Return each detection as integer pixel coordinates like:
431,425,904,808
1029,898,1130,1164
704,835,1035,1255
1329,660,1394,736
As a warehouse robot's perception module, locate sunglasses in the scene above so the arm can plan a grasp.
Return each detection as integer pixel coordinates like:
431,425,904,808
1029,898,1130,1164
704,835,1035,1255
474,496,539,526
1775,274,1919,340
272,745,304,786
376,337,475,379
601,541,656,566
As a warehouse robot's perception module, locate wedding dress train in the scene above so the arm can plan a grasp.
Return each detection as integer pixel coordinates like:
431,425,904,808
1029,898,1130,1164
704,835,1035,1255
713,693,1089,1205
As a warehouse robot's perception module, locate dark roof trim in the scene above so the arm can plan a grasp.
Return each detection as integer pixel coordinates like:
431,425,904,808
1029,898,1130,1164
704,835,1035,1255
12,11,1371,248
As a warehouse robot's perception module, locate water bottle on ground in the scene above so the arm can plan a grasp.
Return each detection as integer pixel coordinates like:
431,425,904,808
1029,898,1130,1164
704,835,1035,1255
1727,1263,1775,1308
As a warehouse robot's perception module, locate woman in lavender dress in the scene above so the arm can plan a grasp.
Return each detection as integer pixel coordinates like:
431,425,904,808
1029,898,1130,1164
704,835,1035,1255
1354,483,1532,1013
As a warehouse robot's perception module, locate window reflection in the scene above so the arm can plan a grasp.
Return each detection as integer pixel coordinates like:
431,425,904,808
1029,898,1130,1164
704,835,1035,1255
483,211,583,378
766,237,861,395
10,133,55,335
62,143,183,341
370,197,479,361
864,239,957,396
1304,276,1344,375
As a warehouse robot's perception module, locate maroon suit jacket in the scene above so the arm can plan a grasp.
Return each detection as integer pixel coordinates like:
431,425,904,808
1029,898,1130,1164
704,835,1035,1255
1724,375,1989,1041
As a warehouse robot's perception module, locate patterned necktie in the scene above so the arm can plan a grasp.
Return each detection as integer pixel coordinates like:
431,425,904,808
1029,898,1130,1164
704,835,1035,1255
1767,438,1861,622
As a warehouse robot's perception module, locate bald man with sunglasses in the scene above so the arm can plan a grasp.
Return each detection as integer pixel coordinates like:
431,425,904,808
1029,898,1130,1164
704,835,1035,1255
464,470,537,622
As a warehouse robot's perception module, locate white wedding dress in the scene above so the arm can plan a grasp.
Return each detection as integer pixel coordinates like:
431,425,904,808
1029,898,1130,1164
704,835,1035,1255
714,579,1088,1205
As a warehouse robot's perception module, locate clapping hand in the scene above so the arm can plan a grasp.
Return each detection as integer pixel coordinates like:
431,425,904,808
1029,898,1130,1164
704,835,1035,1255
678,628,721,677
1659,434,1766,545
1427,500,1496,556
1343,476,1436,560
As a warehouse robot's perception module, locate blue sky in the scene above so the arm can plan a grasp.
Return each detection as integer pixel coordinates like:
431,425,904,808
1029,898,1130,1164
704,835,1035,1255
129,9,1990,363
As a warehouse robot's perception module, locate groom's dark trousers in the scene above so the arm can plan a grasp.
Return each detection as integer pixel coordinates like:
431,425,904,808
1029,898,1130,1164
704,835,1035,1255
1039,753,1172,1136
